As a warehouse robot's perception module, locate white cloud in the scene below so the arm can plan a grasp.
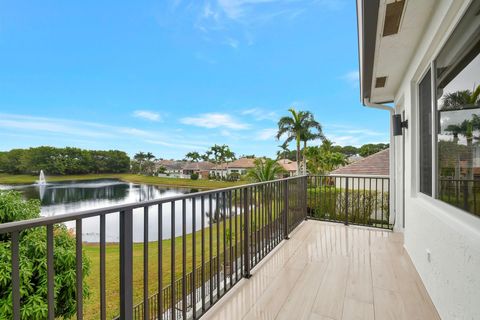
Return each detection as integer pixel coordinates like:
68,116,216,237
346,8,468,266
220,129,232,136
145,139,209,150
341,70,359,87
0,113,212,151
255,128,277,141
241,108,278,121
133,110,161,121
324,123,389,147
192,0,343,47
0,114,114,138
203,2,220,20
225,37,239,48
180,113,249,129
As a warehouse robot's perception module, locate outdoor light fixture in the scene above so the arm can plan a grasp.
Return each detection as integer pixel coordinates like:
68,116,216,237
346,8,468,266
392,114,408,136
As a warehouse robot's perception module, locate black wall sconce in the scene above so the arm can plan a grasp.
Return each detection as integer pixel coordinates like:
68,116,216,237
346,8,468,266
392,114,408,136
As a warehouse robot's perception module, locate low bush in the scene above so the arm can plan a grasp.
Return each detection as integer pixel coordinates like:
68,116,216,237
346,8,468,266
307,187,390,227
190,173,199,180
0,191,90,319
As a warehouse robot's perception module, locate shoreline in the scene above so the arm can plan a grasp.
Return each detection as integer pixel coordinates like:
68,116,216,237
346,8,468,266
0,173,246,189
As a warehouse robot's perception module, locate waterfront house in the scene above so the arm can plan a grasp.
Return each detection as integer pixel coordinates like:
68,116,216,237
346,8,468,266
182,161,215,179
276,158,298,176
210,157,256,179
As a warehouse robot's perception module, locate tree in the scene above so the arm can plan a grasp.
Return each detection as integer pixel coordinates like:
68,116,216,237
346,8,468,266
185,151,201,162
358,143,389,157
305,140,347,174
0,191,90,319
0,147,130,175
202,145,236,179
441,86,480,183
277,108,324,175
276,142,290,161
340,145,358,157
246,158,286,182
300,129,325,175
133,152,147,172
132,151,156,175
441,85,480,111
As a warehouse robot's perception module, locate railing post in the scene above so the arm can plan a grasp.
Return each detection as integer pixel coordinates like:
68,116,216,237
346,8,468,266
243,188,252,279
344,178,349,226
304,176,308,220
284,179,290,240
120,209,133,320
463,180,469,212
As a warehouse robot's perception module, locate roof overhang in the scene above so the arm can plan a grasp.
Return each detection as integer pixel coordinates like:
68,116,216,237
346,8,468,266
357,0,437,104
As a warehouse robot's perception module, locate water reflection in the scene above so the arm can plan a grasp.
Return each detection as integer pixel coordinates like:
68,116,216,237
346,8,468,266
0,179,214,242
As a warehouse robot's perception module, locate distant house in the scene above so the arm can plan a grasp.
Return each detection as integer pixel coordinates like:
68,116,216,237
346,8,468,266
346,154,363,164
330,149,389,190
182,161,215,179
277,159,298,177
210,157,256,178
156,160,186,178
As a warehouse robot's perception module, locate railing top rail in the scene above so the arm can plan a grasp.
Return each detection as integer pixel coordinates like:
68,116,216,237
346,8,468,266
310,174,390,179
0,175,307,234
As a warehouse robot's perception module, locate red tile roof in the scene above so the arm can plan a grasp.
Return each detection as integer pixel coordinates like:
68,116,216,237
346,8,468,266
277,159,298,172
213,158,256,170
331,149,389,176
182,161,215,171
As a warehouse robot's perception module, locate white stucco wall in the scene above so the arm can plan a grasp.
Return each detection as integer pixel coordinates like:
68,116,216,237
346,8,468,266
393,1,480,318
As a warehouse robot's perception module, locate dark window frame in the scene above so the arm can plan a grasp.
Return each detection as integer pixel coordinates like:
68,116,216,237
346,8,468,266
418,1,480,219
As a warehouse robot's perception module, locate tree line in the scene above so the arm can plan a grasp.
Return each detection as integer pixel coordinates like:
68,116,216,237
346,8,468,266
277,142,389,161
0,146,130,175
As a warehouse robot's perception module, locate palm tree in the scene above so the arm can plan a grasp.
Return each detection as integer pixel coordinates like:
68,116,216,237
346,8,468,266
276,108,324,175
246,158,286,182
441,87,480,199
276,142,290,161
441,85,480,110
185,151,201,162
301,130,325,175
133,151,147,173
145,152,155,161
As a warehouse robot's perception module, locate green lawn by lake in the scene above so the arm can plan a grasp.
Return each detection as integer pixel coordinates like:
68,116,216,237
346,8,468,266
83,218,240,320
0,173,246,189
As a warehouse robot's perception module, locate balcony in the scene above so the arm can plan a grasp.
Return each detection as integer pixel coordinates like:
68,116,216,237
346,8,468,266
202,220,439,320
0,175,439,319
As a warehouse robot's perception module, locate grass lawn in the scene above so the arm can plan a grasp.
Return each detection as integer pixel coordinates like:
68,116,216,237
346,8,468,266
0,173,246,189
82,217,240,320
81,197,283,320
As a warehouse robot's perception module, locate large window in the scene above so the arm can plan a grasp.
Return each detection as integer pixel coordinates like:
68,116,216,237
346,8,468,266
434,3,480,217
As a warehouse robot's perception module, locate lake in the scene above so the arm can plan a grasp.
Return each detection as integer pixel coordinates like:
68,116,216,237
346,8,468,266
0,179,216,242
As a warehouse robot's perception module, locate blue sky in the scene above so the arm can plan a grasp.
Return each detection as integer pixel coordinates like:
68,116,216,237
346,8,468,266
0,0,389,159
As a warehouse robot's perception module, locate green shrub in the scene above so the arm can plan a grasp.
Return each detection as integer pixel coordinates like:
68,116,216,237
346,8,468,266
0,191,90,319
307,187,390,227
190,173,199,180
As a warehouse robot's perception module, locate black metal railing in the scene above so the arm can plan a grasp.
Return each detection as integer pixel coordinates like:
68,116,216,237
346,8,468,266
0,175,307,320
306,175,391,229
439,179,480,217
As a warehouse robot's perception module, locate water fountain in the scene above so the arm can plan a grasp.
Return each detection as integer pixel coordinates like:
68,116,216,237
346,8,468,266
37,170,47,201
38,170,47,185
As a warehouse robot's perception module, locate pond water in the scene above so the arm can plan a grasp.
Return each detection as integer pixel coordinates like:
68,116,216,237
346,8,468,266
0,179,217,242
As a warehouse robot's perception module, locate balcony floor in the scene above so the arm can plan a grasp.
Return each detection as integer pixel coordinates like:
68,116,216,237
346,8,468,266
202,220,440,320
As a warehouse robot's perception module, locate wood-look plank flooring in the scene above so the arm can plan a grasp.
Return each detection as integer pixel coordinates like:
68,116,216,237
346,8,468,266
202,221,440,320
